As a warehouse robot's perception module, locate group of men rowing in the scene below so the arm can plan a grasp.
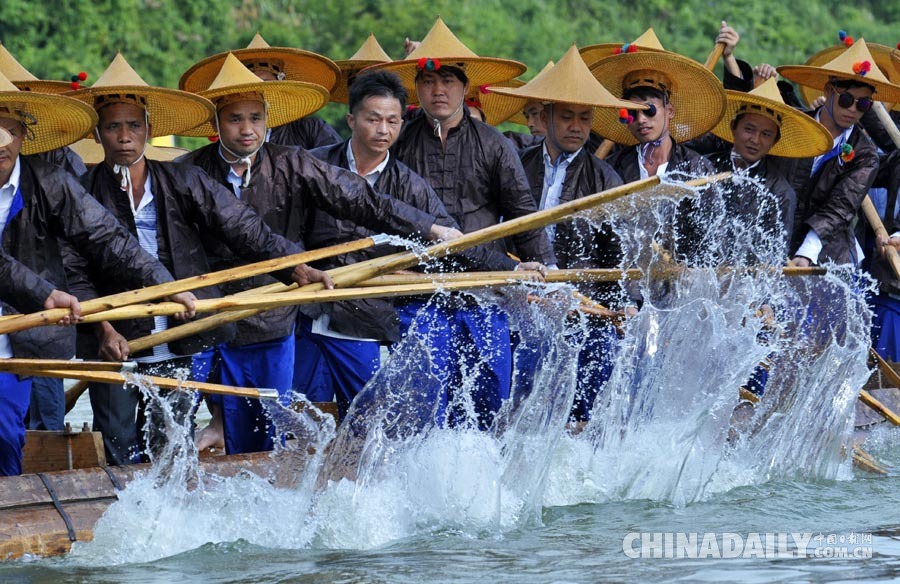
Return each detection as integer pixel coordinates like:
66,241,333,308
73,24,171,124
1,17,899,476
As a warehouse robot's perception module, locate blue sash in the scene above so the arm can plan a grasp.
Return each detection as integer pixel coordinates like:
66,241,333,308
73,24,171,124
2,185,23,232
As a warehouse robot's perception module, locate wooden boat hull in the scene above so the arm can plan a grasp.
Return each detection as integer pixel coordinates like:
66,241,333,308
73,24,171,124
0,452,277,560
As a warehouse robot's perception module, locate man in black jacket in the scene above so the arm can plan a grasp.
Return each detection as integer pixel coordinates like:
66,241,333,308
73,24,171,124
0,73,195,475
777,40,900,266
178,54,459,453
301,71,473,418
68,53,319,463
370,18,553,430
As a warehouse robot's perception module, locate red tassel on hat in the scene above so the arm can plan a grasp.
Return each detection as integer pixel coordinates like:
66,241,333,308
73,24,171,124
479,85,491,94
77,72,88,81
852,60,871,76
618,108,633,124
208,135,219,142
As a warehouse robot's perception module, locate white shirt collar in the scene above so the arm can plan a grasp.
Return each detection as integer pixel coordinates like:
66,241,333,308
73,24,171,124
0,156,21,194
347,141,390,186
541,142,580,168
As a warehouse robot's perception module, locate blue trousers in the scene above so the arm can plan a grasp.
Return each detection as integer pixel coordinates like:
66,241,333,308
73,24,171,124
396,300,512,431
0,372,33,476
26,376,65,431
871,293,900,362
209,335,294,454
293,317,380,419
570,324,618,422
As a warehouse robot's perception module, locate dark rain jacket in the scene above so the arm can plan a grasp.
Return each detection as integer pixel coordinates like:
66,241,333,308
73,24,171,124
863,149,900,294
0,156,172,359
772,120,878,264
178,142,438,345
307,141,468,341
392,109,555,269
706,150,798,253
37,146,88,178
268,116,342,150
605,138,715,264
68,159,303,356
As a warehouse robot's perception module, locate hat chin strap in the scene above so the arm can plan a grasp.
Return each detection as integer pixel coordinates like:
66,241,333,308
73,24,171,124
214,103,269,188
420,94,464,142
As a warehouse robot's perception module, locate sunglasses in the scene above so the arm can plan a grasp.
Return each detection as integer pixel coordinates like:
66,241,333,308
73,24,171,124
835,91,873,113
627,103,658,120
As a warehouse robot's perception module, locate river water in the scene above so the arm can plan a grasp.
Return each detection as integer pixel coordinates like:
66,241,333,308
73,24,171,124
4,175,900,583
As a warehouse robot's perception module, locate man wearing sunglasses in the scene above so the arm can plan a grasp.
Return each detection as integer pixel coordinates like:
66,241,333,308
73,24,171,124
777,40,900,266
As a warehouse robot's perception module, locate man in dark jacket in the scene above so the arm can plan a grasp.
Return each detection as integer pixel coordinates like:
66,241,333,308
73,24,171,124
493,45,643,421
178,54,459,453
300,71,475,418
0,77,195,476
777,40,900,266
370,17,553,430
67,54,318,463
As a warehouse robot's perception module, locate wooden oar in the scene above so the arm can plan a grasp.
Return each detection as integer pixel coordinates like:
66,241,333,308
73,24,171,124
67,278,547,324
0,359,137,373
594,41,726,160
20,368,278,400
115,174,731,353
866,348,900,426
0,235,390,335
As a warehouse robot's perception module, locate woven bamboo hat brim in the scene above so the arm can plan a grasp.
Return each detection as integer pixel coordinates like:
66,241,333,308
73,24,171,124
0,69,97,155
711,78,833,158
795,41,900,111
490,45,648,134
366,17,525,97
778,38,900,105
183,53,330,137
68,53,214,138
68,138,189,166
0,43,74,95
180,33,339,94
477,61,556,126
0,126,10,148
589,43,726,145
331,34,393,104
579,28,668,68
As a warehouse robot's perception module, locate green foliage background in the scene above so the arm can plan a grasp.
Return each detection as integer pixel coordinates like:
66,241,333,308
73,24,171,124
2,0,898,141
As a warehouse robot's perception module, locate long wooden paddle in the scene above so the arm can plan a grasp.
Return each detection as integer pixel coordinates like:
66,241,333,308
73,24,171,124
18,368,279,400
0,234,390,335
593,41,727,160
111,173,732,353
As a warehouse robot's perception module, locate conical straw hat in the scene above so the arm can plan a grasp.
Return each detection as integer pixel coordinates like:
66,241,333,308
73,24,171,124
579,28,668,68
180,33,339,93
182,53,330,137
0,126,10,148
366,17,525,95
490,45,648,134
0,43,76,94
0,69,97,155
778,38,900,105
589,36,726,145
69,53,214,138
477,60,554,126
794,36,900,111
711,78,833,158
68,138,189,166
331,34,393,104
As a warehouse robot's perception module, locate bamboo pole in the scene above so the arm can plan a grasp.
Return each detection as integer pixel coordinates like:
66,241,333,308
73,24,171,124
594,41,726,160
20,368,279,400
117,173,730,352
0,235,389,335
0,359,137,373
69,278,542,324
